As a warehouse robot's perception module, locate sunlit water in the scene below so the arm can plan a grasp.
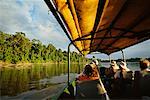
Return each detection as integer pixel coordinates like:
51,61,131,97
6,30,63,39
101,62,140,71
0,64,84,99
0,62,140,99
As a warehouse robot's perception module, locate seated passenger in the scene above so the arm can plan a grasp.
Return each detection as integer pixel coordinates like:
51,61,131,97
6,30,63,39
112,61,133,98
76,60,109,99
76,60,99,81
100,61,119,97
114,61,131,79
139,59,150,76
105,60,120,78
139,59,150,97
111,61,120,73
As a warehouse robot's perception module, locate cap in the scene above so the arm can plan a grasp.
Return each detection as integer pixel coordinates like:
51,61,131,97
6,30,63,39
120,61,130,71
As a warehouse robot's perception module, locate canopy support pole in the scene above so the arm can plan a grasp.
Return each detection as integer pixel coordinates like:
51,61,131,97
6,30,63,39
109,55,111,64
121,50,126,62
67,42,72,86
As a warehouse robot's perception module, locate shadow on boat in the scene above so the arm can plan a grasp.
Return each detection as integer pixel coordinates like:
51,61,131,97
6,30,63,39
57,69,150,100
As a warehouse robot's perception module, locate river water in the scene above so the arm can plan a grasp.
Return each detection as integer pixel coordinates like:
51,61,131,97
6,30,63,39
0,62,140,99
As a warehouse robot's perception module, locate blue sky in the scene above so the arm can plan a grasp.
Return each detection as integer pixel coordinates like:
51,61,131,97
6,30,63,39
0,0,150,59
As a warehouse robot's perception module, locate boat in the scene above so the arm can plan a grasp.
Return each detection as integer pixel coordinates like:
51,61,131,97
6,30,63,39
44,0,150,99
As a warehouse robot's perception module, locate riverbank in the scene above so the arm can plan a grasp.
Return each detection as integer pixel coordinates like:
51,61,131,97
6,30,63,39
0,61,86,68
0,61,32,68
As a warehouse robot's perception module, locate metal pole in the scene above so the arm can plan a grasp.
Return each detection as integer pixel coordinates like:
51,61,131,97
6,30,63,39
78,54,81,74
109,54,111,64
121,50,126,62
67,43,72,86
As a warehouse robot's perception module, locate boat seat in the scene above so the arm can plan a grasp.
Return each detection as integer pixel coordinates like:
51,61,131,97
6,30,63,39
76,79,105,99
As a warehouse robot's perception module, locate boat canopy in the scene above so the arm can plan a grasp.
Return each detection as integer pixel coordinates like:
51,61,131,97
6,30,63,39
45,0,150,55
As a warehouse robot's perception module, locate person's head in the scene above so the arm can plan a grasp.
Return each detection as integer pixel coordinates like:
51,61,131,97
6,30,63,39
111,60,116,66
83,64,93,77
111,60,119,71
140,59,150,70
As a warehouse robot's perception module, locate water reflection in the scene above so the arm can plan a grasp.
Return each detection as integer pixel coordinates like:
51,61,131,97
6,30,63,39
0,62,139,97
0,64,84,97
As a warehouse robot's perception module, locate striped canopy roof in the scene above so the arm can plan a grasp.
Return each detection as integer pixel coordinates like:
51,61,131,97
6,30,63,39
45,0,150,55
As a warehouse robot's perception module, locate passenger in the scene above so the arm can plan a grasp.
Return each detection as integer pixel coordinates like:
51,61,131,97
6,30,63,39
114,61,131,79
105,60,119,78
100,61,119,97
112,61,133,98
76,61,99,81
111,60,120,73
76,60,109,99
139,59,150,76
139,59,150,97
120,61,130,71
90,60,100,77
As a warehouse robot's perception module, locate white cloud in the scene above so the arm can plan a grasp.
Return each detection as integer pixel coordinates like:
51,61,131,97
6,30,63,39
124,39,150,58
86,40,150,59
0,0,69,50
0,0,149,57
0,0,32,32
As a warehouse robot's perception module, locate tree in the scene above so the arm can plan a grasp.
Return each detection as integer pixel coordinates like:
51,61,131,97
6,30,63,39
0,31,90,64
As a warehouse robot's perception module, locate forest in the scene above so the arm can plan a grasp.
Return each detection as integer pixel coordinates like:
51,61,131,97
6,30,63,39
0,31,89,64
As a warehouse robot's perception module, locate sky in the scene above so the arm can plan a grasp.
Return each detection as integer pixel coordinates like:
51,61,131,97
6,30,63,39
0,0,150,60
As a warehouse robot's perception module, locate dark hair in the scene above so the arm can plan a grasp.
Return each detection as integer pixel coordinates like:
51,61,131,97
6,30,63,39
83,65,93,77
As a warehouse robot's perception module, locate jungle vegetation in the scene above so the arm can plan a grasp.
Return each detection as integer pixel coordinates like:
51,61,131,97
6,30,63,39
0,31,89,64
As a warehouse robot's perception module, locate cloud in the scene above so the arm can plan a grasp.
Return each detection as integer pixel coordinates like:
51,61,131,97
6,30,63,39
0,0,149,57
86,39,150,59
124,39,150,58
0,0,69,50
0,0,32,31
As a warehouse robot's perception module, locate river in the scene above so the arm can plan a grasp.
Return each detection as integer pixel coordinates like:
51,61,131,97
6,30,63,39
0,62,140,99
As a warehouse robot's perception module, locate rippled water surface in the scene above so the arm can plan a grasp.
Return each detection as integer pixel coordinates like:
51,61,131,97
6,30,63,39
0,62,140,99
0,64,84,98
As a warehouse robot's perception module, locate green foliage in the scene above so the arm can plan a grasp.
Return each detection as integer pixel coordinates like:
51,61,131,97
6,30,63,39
0,31,89,64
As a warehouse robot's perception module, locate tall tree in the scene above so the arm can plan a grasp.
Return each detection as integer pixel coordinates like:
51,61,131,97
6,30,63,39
0,31,89,64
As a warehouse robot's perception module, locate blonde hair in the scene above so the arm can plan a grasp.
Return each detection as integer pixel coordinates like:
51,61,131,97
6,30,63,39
140,59,150,70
